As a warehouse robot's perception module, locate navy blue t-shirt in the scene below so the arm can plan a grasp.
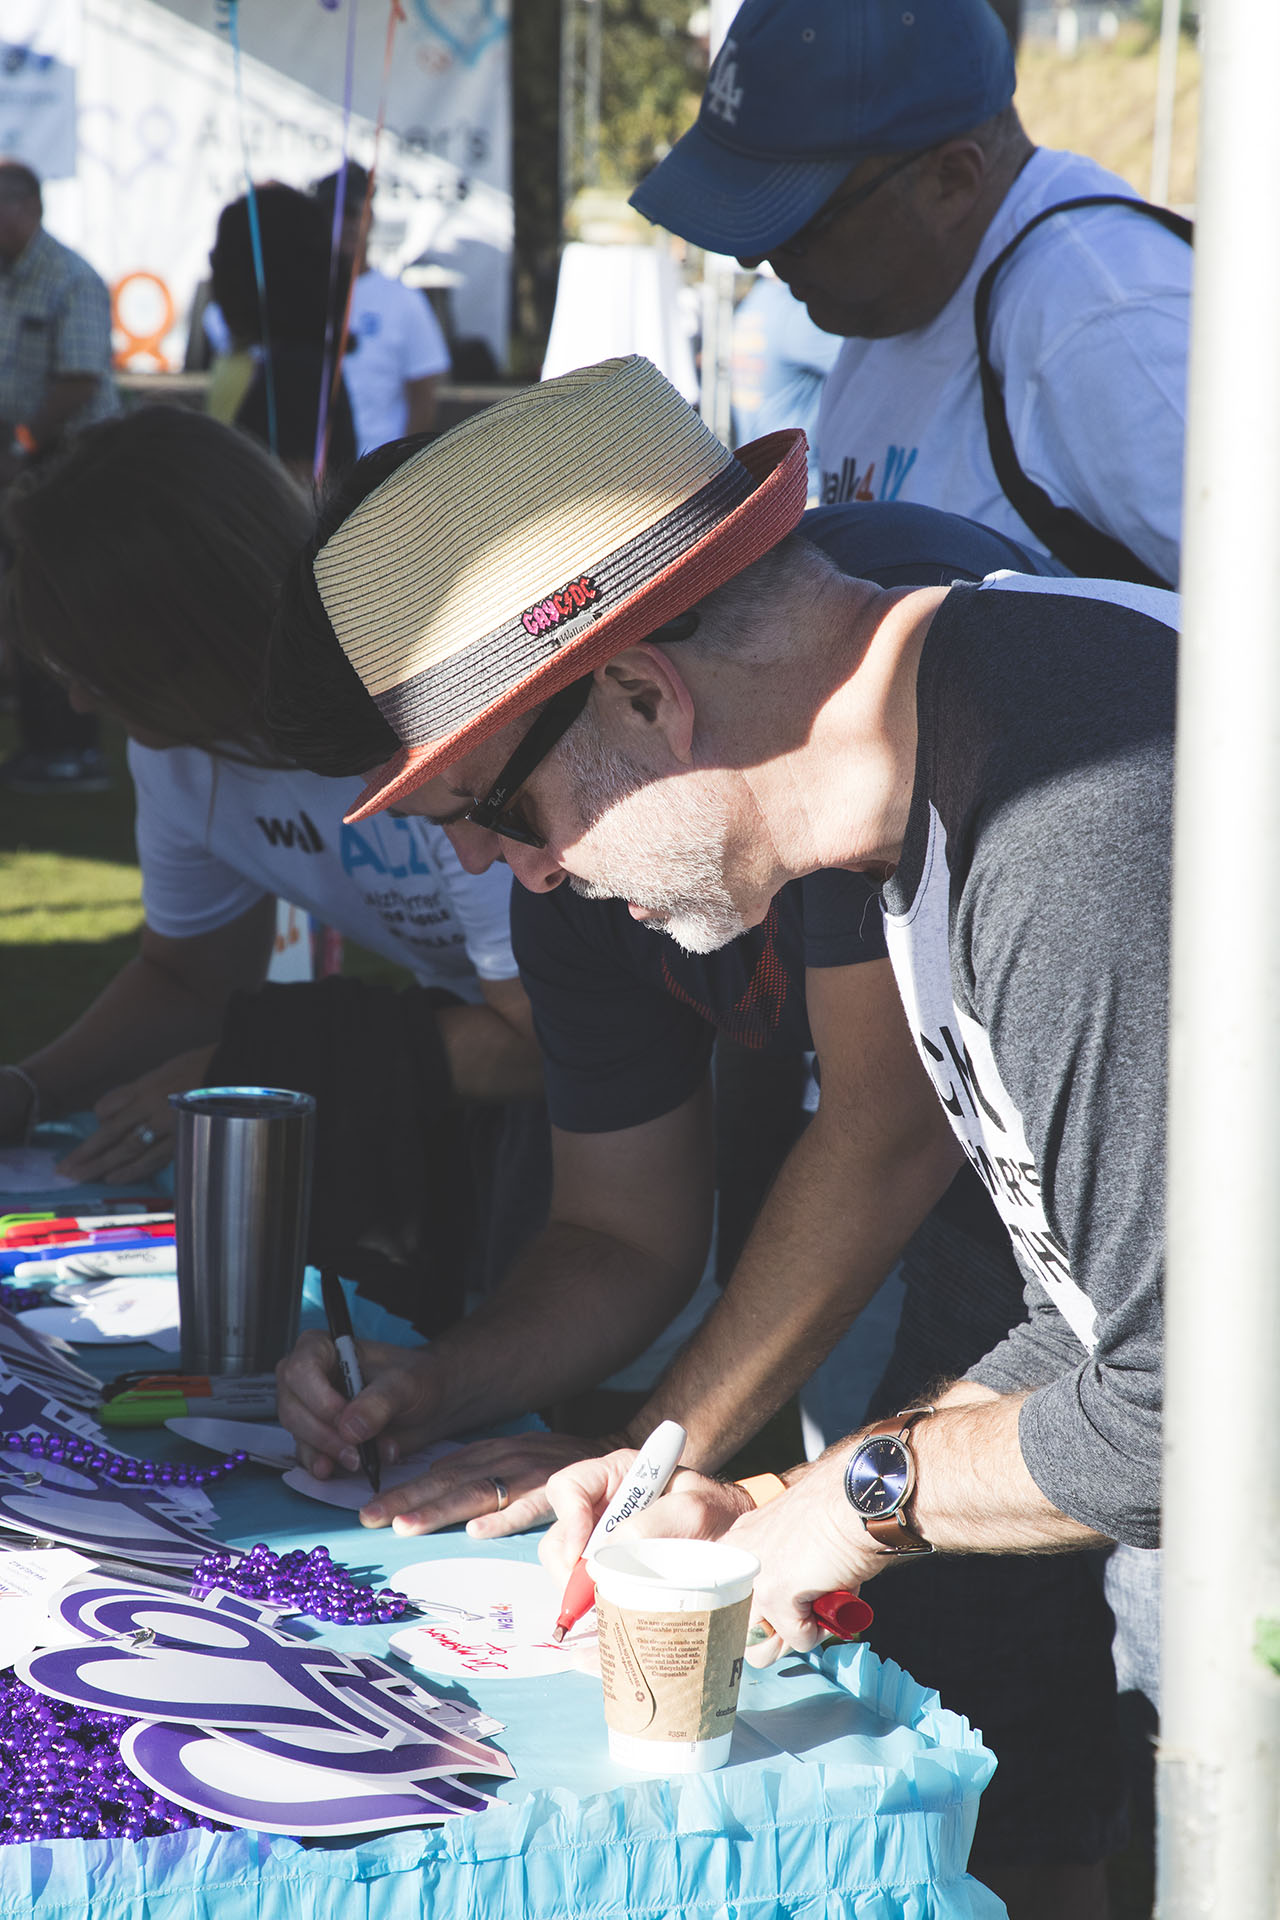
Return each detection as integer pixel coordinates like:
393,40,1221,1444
513,872,884,1132
512,500,1049,1135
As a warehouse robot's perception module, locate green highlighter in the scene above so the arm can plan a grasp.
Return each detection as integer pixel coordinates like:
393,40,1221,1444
100,1378,278,1426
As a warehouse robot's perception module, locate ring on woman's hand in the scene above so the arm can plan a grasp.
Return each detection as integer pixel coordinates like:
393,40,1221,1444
134,1123,158,1148
488,1477,509,1513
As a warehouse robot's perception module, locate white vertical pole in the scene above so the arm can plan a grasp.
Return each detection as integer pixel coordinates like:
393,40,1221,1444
1160,0,1280,1911
559,0,579,214
1149,0,1182,206
699,0,738,440
582,0,602,189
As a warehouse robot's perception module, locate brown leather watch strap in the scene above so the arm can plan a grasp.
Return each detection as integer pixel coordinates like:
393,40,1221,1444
855,1405,935,1556
864,1508,933,1554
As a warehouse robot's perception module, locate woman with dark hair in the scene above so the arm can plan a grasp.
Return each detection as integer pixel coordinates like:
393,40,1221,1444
207,184,357,483
0,408,536,1207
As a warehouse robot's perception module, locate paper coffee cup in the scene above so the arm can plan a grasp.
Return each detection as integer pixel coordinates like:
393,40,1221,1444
590,1537,760,1773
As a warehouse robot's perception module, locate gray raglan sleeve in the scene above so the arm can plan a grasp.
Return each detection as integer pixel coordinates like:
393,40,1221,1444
959,754,1168,1550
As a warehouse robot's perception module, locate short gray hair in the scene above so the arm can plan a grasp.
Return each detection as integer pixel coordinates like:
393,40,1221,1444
679,533,842,665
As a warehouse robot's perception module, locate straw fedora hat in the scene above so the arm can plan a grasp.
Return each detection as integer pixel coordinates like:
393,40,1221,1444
313,354,809,821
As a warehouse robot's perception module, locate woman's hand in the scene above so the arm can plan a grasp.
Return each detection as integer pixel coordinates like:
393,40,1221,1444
56,1046,215,1182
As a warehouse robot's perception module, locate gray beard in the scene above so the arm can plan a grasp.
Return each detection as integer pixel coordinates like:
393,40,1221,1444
556,715,750,954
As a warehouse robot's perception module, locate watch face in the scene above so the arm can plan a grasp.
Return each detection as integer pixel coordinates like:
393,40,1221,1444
847,1435,910,1517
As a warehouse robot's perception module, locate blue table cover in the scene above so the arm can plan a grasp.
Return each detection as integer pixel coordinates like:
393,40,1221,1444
0,1158,1005,1918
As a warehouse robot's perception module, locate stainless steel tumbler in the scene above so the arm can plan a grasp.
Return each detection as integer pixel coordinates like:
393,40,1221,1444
169,1086,315,1375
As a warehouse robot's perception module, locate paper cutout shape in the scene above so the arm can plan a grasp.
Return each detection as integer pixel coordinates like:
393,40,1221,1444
281,1440,462,1510
120,1721,498,1835
21,1278,182,1347
166,1417,296,1468
0,1311,103,1405
0,1470,216,1566
23,1585,518,1799
0,1371,104,1441
390,1557,593,1680
0,1148,76,1194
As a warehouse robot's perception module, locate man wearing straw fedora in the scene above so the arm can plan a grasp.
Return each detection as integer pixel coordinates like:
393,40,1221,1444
267,356,1172,1878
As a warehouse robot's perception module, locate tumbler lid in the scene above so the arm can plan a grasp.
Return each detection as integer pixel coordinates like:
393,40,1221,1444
168,1087,316,1119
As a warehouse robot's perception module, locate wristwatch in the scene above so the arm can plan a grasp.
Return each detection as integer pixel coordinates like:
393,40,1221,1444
843,1406,935,1555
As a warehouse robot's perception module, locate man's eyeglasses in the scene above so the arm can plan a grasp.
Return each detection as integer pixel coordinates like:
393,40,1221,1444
462,607,701,849
776,147,934,258
463,674,594,848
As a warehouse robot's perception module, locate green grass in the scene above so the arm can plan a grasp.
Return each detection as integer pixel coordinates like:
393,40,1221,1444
0,713,144,1059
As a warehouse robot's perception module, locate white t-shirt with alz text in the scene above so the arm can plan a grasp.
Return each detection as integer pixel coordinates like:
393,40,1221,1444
128,743,515,997
816,147,1190,585
344,271,451,455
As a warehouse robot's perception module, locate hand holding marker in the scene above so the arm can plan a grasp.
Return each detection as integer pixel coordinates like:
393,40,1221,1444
551,1421,875,1647
320,1268,381,1496
552,1419,688,1641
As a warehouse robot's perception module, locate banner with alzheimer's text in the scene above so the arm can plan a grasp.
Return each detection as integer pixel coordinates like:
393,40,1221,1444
14,0,511,370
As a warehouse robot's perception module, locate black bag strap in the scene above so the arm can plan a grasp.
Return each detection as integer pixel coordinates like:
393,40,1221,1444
974,194,1192,587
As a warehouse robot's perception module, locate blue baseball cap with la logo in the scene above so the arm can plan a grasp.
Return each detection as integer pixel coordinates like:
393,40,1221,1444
630,0,1015,257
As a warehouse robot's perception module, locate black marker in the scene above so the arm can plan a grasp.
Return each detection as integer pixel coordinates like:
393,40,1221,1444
320,1268,381,1496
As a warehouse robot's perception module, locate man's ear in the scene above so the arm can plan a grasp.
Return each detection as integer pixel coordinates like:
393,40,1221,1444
593,642,696,762
923,138,987,229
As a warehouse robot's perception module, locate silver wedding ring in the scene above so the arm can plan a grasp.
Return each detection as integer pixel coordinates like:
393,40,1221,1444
134,1123,158,1148
489,1477,509,1513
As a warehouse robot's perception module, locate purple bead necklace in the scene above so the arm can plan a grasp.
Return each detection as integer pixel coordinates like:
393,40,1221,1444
2,1426,246,1489
4,1428,411,1623
0,1669,222,1844
191,1542,410,1623
0,1282,44,1313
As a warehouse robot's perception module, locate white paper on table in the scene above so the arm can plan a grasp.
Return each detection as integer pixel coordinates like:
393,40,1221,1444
390,1557,594,1681
0,1148,77,1194
0,1546,100,1669
20,1278,182,1347
166,1417,297,1469
281,1440,462,1510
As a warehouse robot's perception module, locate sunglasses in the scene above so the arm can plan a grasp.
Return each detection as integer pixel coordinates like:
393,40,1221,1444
463,607,702,848
776,147,934,258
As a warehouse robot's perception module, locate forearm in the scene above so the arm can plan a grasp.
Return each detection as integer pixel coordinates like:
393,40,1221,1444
622,1109,961,1470
392,1221,704,1442
436,1000,542,1101
18,954,239,1118
894,1387,1107,1555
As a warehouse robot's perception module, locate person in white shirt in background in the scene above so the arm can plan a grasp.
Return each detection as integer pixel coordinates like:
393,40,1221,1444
314,164,451,455
631,0,1189,591
0,407,535,1182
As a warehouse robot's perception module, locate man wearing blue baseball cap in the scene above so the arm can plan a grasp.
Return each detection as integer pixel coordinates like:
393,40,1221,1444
632,0,1190,591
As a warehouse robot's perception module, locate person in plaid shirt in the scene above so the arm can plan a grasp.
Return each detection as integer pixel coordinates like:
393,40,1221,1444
0,159,119,793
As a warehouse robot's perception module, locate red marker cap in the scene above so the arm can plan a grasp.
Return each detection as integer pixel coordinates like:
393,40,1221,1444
811,1590,874,1640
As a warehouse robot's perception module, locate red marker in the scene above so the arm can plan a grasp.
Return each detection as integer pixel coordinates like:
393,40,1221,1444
552,1420,687,1642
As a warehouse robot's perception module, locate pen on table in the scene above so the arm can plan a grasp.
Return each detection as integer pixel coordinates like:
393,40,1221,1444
0,1212,175,1244
100,1375,279,1425
551,1418,687,1643
320,1267,381,1496
0,1202,171,1235
1,1234,176,1277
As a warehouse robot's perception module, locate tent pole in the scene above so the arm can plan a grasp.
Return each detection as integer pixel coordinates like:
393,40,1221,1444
1159,0,1280,1909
